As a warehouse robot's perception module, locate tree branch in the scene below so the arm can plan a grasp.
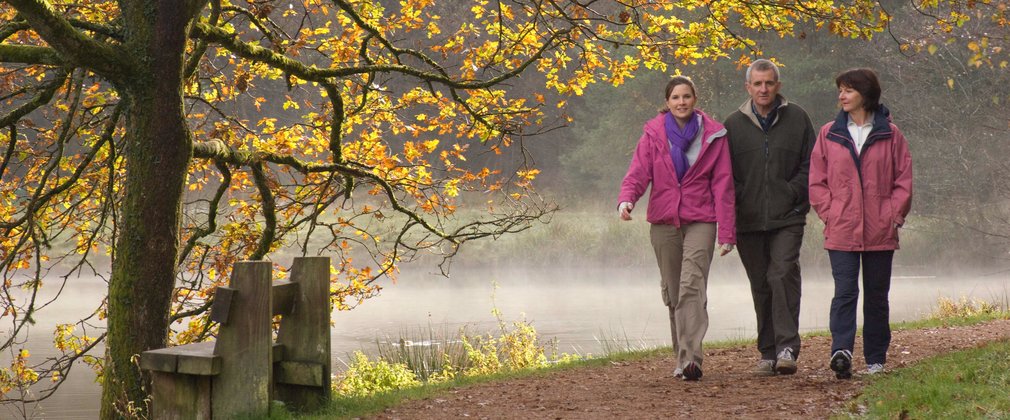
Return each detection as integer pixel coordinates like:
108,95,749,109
248,163,276,260
0,69,68,127
178,162,230,264
0,44,66,65
3,0,130,78
0,125,16,179
192,140,456,243
189,21,573,89
183,0,221,80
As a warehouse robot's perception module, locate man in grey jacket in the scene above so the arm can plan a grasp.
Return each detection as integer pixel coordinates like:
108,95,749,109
724,59,815,376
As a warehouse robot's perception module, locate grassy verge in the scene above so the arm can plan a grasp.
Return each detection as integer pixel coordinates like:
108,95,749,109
844,305,1010,419
851,339,1010,418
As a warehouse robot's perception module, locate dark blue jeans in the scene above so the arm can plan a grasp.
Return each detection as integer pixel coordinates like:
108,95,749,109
828,250,894,365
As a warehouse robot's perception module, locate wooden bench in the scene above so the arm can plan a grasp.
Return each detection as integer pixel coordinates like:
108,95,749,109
140,257,332,418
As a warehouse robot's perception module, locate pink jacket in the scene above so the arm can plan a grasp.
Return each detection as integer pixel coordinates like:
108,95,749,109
618,110,736,245
809,108,913,251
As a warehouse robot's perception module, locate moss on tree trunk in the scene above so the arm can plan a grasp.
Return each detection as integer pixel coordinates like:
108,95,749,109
99,2,194,417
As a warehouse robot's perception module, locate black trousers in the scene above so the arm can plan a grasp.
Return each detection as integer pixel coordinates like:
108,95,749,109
828,249,894,365
736,224,804,360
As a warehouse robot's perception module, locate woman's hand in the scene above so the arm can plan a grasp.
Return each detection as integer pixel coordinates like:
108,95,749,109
718,243,734,256
618,202,634,220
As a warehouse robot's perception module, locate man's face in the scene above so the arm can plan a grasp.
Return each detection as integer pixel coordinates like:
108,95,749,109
745,69,780,111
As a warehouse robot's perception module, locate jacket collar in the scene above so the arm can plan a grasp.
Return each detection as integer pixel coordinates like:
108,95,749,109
737,94,790,128
824,105,894,180
827,104,893,145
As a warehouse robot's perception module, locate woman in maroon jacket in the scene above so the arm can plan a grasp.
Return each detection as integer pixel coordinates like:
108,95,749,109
809,68,913,379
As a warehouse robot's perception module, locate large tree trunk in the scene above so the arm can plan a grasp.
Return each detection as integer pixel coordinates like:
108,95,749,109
100,2,194,417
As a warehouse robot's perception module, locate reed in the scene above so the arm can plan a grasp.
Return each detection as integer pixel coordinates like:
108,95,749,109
371,324,471,383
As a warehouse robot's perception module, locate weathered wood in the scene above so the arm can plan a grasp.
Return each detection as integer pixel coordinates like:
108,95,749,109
141,342,219,375
273,342,285,361
210,287,237,325
272,280,298,316
274,256,332,411
141,258,337,418
176,346,221,376
212,261,272,418
149,371,212,420
139,349,178,373
274,360,325,387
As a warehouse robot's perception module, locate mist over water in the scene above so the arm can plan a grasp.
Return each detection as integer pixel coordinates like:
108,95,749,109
330,261,1010,360
8,260,1009,418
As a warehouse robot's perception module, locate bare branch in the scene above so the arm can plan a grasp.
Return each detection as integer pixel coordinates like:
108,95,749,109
0,69,68,127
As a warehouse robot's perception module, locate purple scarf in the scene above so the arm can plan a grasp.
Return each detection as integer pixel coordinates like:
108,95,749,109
665,111,699,181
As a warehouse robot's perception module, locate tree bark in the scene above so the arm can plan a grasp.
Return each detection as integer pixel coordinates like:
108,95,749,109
100,1,195,417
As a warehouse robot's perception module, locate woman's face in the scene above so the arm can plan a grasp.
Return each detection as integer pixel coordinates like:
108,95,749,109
838,85,865,113
666,84,697,123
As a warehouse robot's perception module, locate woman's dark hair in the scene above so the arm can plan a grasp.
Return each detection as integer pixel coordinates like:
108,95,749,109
660,76,697,113
835,68,881,112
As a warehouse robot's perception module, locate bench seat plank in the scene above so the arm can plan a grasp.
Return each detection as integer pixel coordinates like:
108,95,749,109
140,342,220,375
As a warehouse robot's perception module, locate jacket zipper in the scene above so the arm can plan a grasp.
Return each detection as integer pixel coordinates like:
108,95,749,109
762,134,770,230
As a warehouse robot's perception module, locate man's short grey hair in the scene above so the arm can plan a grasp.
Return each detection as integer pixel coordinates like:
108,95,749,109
746,59,780,82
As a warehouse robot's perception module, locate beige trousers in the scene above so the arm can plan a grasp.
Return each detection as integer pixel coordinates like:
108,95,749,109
650,222,716,368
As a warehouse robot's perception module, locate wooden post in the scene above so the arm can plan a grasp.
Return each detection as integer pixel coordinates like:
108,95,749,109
274,257,331,411
148,371,212,420
212,261,272,417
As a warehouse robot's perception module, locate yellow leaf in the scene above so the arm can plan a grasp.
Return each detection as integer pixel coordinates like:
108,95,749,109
423,139,439,152
927,44,938,55
947,79,954,89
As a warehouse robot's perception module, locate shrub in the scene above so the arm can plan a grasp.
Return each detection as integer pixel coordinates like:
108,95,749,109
335,351,420,397
932,296,1001,319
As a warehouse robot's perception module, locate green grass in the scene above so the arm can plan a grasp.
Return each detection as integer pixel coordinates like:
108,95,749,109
839,309,1010,419
850,339,1010,419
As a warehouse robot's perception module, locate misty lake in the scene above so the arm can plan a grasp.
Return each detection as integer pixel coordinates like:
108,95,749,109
8,260,1009,418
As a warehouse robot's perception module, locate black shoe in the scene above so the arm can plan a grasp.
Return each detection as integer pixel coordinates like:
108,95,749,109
683,362,703,381
830,349,852,380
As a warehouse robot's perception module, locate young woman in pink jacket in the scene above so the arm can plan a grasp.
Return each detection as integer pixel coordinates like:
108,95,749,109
617,76,736,381
809,68,913,379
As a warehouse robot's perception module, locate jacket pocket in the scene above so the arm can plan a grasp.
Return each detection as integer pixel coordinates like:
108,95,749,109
769,180,798,221
883,196,898,242
681,183,715,220
825,189,850,237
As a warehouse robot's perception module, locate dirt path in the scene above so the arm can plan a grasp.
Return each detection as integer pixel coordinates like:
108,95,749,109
371,319,1010,419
